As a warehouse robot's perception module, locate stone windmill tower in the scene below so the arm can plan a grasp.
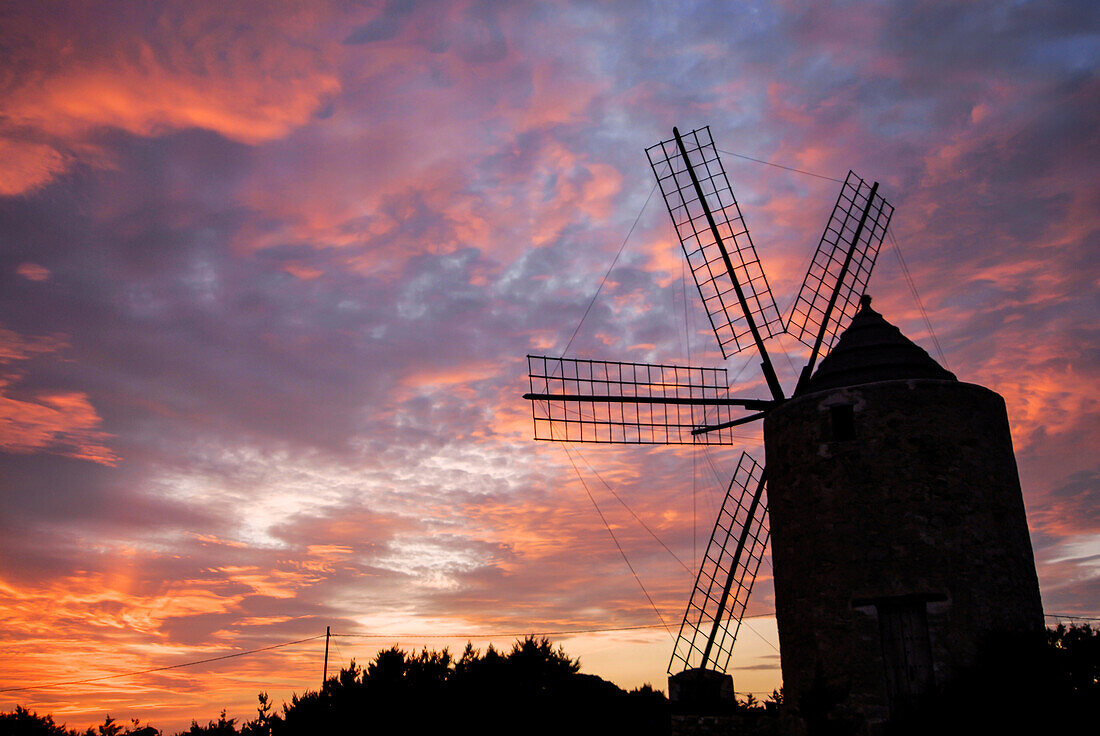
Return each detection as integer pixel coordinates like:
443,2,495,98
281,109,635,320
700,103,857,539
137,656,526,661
766,294,1045,723
522,126,1045,728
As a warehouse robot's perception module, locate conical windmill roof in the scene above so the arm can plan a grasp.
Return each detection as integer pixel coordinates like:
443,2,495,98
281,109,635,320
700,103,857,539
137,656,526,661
802,295,956,394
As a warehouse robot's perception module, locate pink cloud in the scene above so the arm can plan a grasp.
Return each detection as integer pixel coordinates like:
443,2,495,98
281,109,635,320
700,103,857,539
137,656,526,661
0,140,68,196
0,326,116,464
280,263,324,281
0,2,343,194
15,262,51,281
0,385,119,466
0,2,1094,731
0,327,67,362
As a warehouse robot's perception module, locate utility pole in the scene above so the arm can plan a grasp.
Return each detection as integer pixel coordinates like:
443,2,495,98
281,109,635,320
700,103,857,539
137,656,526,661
322,625,330,691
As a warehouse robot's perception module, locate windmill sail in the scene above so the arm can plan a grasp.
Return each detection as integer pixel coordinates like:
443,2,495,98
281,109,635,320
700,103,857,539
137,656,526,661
525,355,767,445
647,127,783,359
786,170,894,357
520,127,895,681
670,452,769,674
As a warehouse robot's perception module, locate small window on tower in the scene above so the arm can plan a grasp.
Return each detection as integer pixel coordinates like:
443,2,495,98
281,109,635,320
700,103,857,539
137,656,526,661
831,405,855,441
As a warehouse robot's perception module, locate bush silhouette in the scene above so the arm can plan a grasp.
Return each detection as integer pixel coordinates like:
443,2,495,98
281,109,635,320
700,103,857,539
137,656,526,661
272,635,666,735
0,707,158,736
3,626,1094,735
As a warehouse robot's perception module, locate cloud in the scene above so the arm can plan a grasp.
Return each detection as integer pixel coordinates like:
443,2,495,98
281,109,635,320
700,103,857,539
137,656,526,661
1031,470,1100,540
0,2,342,194
0,139,68,196
15,262,50,281
0,1,1097,730
0,326,67,362
0,385,118,465
0,325,116,464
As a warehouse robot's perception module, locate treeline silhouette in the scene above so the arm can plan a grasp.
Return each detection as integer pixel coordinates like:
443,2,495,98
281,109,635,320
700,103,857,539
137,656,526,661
1,636,676,736
2,626,1096,735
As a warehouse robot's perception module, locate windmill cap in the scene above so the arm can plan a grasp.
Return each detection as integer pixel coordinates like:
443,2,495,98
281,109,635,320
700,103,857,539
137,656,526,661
802,295,956,394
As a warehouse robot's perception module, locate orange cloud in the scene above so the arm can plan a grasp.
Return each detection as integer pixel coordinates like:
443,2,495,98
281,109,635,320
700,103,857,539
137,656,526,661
0,560,333,733
402,362,500,391
635,233,683,286
0,326,116,464
981,355,1099,447
210,566,321,600
15,262,51,281
0,327,67,362
578,163,624,221
0,386,119,465
0,139,68,196
0,3,342,194
0,553,328,647
509,56,606,133
280,263,324,280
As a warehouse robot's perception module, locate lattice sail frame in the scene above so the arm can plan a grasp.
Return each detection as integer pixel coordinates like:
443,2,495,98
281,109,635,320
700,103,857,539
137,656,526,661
526,355,744,445
670,452,769,675
647,127,783,359
786,170,894,353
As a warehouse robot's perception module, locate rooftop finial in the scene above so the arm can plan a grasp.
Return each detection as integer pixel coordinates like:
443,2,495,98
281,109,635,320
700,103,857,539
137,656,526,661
860,294,872,311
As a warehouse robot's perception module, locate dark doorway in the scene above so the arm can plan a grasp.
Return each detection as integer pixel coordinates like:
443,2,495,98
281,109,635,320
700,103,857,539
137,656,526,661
876,598,935,714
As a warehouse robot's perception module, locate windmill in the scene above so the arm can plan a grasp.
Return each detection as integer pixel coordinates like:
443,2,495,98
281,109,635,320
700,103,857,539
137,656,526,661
523,126,893,682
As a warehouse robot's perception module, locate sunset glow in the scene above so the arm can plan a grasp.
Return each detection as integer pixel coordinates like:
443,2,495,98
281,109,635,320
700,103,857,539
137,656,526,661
1,1,1097,732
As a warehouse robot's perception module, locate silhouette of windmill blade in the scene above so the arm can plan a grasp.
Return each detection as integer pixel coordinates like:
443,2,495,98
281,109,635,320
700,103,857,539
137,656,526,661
646,127,784,371
786,171,894,389
524,355,769,445
669,452,768,674
519,126,899,681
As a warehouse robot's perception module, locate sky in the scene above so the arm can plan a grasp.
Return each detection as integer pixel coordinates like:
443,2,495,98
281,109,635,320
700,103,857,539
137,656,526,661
0,0,1097,731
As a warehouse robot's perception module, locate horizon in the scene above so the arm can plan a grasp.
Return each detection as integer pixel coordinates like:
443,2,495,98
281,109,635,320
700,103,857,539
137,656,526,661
1,1,1097,733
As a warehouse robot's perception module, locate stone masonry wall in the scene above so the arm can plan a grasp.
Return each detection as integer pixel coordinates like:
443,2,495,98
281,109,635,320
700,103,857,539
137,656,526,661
763,379,1044,727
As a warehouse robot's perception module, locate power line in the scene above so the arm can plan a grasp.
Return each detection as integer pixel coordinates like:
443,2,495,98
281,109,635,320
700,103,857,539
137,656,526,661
717,145,950,372
0,634,326,694
888,228,949,370
701,447,730,490
11,608,1080,696
1,611,792,696
738,618,781,655
561,183,658,357
680,253,699,571
571,448,694,576
717,148,845,184
559,440,673,637
1045,613,1100,622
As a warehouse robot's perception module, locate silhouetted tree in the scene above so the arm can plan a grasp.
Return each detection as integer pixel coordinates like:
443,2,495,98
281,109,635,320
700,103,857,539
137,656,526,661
181,710,235,735
0,706,74,736
239,693,272,736
5,626,1089,736
261,635,666,735
764,688,784,714
0,707,159,736
1047,622,1099,699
